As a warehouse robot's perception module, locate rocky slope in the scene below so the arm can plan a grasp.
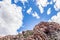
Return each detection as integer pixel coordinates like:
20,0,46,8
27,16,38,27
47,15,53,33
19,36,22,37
0,22,60,40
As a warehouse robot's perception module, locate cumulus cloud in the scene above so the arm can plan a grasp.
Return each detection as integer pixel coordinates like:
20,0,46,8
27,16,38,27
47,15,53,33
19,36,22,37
47,8,51,15
0,0,23,36
49,12,60,24
53,0,60,11
32,12,40,19
36,0,49,13
49,1,53,4
14,0,28,5
38,5,44,13
36,0,49,7
27,7,32,14
14,0,18,3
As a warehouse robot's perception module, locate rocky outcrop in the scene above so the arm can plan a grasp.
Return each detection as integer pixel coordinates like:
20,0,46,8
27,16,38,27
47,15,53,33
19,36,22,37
34,22,60,40
0,22,60,40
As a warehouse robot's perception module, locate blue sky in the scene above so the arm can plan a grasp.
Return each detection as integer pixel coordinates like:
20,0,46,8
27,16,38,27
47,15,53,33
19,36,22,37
11,0,60,32
0,0,60,34
12,0,60,32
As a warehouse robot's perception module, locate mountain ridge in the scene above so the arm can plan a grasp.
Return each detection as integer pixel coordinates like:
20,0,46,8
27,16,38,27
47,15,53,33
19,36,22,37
0,22,60,40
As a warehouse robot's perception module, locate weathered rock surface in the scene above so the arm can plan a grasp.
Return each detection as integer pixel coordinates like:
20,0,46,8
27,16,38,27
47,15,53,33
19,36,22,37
0,22,60,40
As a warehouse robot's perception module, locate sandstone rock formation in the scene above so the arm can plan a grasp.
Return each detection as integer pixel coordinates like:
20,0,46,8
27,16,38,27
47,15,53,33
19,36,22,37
0,22,60,40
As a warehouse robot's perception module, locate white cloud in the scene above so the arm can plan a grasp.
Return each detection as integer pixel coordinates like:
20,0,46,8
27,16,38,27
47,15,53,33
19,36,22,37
49,12,60,24
47,8,51,15
36,0,49,14
53,0,60,11
49,0,53,4
14,0,19,3
36,0,49,7
14,0,28,5
27,7,32,14
38,5,44,13
32,12,40,19
0,0,23,36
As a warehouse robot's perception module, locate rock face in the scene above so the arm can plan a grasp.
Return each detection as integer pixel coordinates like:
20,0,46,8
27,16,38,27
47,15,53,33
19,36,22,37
0,22,60,40
34,22,60,40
